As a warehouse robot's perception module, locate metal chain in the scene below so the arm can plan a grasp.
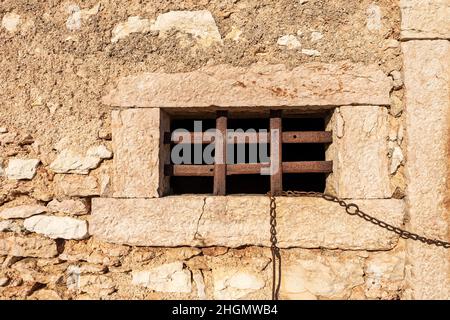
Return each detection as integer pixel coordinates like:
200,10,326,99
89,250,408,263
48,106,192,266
268,190,450,300
268,194,281,300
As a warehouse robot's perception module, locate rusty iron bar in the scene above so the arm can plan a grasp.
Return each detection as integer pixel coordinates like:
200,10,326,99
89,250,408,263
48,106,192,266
270,110,283,196
165,161,333,177
164,131,332,144
213,111,227,195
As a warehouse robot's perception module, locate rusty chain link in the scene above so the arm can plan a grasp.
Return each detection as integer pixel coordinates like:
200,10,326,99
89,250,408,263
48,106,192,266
268,190,450,300
269,194,281,300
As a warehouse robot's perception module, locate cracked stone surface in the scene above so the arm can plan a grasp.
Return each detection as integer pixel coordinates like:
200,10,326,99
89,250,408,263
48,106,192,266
102,63,392,108
91,196,405,250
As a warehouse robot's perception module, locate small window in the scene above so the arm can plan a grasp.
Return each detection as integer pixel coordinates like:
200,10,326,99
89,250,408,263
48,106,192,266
164,110,332,195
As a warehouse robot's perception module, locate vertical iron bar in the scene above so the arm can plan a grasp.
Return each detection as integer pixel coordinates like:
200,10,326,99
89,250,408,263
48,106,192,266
270,110,283,196
214,110,227,195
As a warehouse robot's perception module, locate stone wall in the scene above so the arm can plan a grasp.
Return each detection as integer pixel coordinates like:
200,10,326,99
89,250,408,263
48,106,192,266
0,0,448,300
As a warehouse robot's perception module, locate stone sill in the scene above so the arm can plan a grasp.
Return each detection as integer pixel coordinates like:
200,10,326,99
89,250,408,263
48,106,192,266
90,195,405,251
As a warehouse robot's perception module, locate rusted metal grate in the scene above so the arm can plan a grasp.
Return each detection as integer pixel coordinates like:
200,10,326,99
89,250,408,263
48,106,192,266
164,110,333,195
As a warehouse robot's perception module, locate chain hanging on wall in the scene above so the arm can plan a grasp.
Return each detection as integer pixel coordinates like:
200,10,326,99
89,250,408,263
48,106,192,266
268,191,450,300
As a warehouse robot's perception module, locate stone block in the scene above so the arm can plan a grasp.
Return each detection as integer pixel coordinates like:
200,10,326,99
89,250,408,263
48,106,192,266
0,234,57,258
400,0,450,40
402,40,450,299
112,108,167,198
91,196,405,250
326,106,391,198
102,63,392,108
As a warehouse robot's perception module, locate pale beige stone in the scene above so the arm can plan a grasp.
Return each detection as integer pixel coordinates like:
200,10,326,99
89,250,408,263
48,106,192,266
301,49,321,57
47,199,88,216
402,40,450,299
326,106,391,198
0,234,57,258
400,0,450,39
280,252,364,299
77,274,116,296
49,145,111,174
66,3,100,31
2,13,21,32
193,270,207,299
5,158,40,180
132,262,192,293
213,269,265,299
0,204,47,219
91,196,405,250
364,244,405,299
111,16,152,43
90,196,203,246
277,35,301,49
24,215,89,240
102,63,392,108
54,174,99,197
151,10,222,46
366,3,382,31
225,26,242,41
112,108,167,198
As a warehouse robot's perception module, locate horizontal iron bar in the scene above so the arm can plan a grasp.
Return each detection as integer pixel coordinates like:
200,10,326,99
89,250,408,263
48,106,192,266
165,161,333,176
164,131,332,144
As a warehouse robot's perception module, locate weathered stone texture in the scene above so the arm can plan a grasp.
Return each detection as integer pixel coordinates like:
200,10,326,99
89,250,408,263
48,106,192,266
151,10,222,46
400,0,450,39
111,108,165,198
24,215,89,240
102,63,392,108
213,269,265,299
0,234,57,258
49,145,112,174
0,205,47,219
132,262,192,293
402,40,450,299
47,199,89,216
280,252,364,299
90,196,204,246
5,158,40,180
54,174,99,197
91,196,405,250
326,106,391,198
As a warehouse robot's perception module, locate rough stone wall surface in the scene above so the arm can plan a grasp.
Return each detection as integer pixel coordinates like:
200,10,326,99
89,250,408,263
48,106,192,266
1,0,446,300
402,40,450,299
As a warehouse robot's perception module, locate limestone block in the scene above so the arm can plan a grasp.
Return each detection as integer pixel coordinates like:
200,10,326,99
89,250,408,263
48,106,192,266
24,215,89,240
102,63,392,108
54,174,99,197
400,0,450,39
213,269,265,299
49,145,111,174
132,262,192,293
90,196,204,246
47,199,88,216
327,106,391,198
364,245,406,299
5,158,40,180
402,40,450,299
280,252,364,299
91,196,405,250
0,234,57,258
151,10,222,46
112,108,166,198
0,205,47,219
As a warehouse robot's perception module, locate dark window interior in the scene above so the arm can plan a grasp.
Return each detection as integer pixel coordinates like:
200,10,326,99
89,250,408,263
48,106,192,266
169,115,328,195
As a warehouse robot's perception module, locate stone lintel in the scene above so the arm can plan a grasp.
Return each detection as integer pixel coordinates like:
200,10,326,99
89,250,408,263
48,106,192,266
90,196,405,250
102,63,392,108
